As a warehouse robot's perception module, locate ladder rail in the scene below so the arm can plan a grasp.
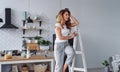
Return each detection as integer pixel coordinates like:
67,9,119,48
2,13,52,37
78,28,87,72
70,26,87,72
71,36,77,72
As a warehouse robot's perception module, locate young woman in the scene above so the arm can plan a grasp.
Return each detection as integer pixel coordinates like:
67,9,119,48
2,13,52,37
54,8,79,72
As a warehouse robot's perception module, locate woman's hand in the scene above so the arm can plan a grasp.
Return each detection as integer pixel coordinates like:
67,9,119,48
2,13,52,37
70,14,74,18
70,15,79,27
71,31,78,38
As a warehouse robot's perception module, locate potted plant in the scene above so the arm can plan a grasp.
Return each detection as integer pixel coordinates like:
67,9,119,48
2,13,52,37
102,60,110,72
34,36,41,43
27,37,32,43
38,40,51,50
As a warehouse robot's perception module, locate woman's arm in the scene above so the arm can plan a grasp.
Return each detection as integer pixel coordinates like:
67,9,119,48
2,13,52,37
55,26,77,40
70,15,79,27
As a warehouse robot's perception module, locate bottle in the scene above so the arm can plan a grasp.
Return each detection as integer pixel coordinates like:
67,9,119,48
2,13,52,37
21,51,26,58
26,49,31,58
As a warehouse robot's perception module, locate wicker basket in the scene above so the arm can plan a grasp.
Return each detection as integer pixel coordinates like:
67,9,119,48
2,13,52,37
34,64,47,72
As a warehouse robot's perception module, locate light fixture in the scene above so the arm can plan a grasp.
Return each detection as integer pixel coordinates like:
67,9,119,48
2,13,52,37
0,18,3,22
26,0,33,23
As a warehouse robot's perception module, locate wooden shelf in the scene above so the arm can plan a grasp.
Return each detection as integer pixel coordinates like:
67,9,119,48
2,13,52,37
0,56,53,62
19,70,50,72
22,20,42,35
22,36,42,38
22,27,42,30
19,70,34,72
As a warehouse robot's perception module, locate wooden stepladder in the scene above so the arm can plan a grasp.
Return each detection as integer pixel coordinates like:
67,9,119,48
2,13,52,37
69,26,87,72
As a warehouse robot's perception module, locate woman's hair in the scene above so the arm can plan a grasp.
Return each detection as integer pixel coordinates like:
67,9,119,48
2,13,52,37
57,8,71,29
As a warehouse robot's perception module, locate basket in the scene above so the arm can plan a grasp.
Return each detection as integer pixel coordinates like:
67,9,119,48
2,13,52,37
34,64,47,72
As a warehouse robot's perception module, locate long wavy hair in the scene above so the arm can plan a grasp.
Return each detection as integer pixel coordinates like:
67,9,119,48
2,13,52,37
56,8,71,29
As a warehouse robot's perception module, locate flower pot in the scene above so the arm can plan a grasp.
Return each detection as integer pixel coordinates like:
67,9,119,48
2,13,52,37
26,40,32,43
34,40,38,43
40,46,49,51
104,67,110,72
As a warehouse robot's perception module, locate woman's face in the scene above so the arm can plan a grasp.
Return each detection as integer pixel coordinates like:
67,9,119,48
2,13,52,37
63,11,70,21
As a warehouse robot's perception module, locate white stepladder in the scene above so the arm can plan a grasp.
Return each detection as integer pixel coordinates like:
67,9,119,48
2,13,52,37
69,26,87,72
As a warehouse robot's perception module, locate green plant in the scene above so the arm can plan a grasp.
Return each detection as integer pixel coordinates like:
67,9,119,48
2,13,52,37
28,37,32,40
34,36,41,40
102,60,109,67
38,40,51,46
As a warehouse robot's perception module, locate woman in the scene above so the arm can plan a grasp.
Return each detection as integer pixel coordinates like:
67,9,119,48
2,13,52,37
54,8,79,72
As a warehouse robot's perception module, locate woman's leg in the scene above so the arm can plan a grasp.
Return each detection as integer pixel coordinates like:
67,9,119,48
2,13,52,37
63,63,68,72
64,45,75,72
54,43,65,72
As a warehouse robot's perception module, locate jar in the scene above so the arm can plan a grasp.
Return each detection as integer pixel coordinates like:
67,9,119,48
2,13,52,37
21,51,26,58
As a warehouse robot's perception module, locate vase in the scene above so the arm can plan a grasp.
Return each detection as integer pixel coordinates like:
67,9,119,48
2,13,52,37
104,67,110,72
22,11,27,20
27,40,32,43
34,40,38,43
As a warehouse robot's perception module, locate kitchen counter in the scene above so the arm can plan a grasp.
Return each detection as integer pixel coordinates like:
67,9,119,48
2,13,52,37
0,55,54,72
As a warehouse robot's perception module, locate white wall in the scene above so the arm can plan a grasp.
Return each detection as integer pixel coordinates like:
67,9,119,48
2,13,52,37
61,0,120,68
79,0,120,68
0,0,120,69
0,0,60,50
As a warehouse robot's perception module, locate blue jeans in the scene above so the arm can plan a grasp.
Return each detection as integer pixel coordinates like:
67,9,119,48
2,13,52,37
54,41,75,72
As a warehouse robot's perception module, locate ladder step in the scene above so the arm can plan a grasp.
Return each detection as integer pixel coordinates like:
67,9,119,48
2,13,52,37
74,68,86,71
75,51,82,54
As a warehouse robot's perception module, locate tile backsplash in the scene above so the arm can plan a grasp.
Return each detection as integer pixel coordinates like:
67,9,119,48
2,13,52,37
0,9,53,51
